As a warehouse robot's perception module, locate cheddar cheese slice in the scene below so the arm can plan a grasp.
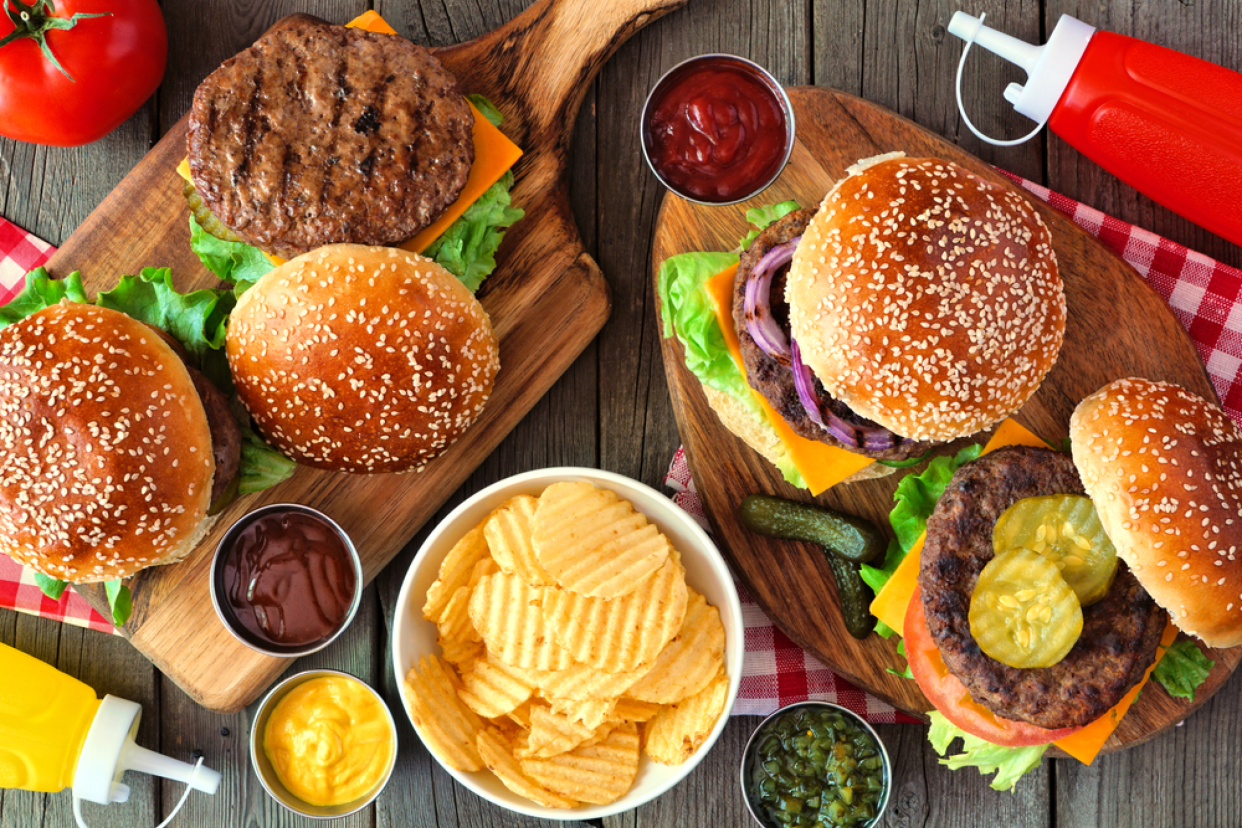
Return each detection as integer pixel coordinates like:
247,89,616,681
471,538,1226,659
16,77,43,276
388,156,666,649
701,264,874,495
176,10,523,269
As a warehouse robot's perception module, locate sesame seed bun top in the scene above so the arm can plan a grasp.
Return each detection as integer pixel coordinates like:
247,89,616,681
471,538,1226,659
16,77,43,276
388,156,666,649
1071,377,1242,648
226,243,500,474
0,303,215,583
786,154,1065,442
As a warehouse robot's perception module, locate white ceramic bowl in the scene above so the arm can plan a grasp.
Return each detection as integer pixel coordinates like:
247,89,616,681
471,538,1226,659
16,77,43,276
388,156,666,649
391,467,744,820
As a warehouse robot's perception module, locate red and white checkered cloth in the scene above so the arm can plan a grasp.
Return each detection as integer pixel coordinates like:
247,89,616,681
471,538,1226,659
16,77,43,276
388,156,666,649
5,167,1242,715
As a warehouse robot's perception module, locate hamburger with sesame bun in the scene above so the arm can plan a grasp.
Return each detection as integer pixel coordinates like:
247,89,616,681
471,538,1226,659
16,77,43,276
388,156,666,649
226,243,500,473
737,152,1065,463
656,153,1065,492
897,377,1235,790
0,266,297,624
0,302,222,584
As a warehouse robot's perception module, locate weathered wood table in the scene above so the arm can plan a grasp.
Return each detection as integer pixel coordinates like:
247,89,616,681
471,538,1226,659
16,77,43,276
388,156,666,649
2,1,1241,826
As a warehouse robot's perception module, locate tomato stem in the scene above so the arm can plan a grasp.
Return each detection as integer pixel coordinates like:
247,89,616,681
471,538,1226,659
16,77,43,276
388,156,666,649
0,0,111,81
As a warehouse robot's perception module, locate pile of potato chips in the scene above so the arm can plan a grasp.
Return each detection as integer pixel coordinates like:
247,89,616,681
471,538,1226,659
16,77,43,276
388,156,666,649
402,481,730,809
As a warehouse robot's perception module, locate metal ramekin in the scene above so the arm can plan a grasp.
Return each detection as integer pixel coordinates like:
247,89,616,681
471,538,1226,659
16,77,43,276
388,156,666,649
250,669,398,819
741,701,892,828
209,503,363,658
640,53,796,206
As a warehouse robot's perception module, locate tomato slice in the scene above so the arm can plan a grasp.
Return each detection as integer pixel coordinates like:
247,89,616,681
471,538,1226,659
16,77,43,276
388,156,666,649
904,586,1082,748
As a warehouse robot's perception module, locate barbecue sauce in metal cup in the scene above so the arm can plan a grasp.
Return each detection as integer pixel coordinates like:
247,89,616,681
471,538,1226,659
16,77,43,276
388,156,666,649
219,509,359,650
642,55,794,204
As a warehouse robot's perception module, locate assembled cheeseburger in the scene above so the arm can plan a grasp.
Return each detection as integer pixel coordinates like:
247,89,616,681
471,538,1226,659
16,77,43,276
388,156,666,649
906,377,1239,786
0,303,235,582
735,153,1065,464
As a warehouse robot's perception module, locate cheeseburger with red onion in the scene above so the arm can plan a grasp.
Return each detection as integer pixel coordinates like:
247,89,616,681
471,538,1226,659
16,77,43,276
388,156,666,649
734,153,1066,465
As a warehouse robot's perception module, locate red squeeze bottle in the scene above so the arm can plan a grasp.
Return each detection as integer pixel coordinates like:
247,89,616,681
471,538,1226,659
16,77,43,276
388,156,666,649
949,12,1242,247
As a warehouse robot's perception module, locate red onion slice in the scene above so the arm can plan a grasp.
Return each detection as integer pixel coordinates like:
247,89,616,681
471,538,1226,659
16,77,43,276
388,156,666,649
791,338,905,451
743,237,800,364
790,338,826,428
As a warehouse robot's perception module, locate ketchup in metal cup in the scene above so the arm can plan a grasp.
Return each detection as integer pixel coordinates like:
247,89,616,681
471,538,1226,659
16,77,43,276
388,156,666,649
221,510,358,648
643,55,793,204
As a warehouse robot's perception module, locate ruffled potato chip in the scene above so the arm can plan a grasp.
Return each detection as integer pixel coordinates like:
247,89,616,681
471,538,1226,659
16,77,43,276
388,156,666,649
532,482,671,598
477,727,579,809
627,589,725,704
436,585,483,667
458,655,537,719
542,556,687,672
485,495,554,586
644,673,729,766
402,655,484,772
470,572,576,671
519,720,640,805
424,523,492,621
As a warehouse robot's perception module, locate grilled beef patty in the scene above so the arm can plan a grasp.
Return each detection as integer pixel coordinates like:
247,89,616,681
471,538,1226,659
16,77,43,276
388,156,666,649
187,15,474,259
919,446,1166,730
731,209,933,462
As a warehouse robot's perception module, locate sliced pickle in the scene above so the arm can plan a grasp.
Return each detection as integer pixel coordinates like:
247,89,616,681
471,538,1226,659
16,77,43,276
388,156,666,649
992,495,1119,606
970,548,1083,669
183,180,243,243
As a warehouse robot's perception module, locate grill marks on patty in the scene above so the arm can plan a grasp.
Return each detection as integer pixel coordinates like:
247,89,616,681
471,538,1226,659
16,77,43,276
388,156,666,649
919,447,1167,730
731,209,935,462
188,15,474,259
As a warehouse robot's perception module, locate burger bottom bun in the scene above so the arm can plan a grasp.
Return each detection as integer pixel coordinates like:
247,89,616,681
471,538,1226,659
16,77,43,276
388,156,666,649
1072,377,1242,648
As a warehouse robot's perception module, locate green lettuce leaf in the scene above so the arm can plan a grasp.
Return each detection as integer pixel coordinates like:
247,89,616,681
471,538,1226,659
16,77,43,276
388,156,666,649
467,93,504,127
96,267,235,365
424,171,524,292
859,444,983,632
928,711,1047,791
188,215,274,295
737,200,800,250
889,444,983,552
1153,639,1214,700
0,268,88,329
34,573,69,601
105,580,133,627
655,249,806,490
239,424,297,494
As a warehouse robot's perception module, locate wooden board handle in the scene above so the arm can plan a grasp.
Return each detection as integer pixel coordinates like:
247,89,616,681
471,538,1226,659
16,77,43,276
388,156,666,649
439,0,686,150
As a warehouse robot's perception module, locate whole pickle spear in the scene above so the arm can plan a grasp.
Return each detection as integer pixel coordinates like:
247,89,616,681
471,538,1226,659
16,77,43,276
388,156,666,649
739,494,881,639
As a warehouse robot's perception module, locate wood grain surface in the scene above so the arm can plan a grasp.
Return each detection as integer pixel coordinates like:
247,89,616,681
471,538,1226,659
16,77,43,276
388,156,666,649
652,86,1242,754
39,0,689,714
3,1,1242,827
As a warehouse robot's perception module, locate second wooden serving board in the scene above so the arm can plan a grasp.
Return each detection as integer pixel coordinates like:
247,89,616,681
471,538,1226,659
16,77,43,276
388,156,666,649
45,0,687,713
652,87,1241,755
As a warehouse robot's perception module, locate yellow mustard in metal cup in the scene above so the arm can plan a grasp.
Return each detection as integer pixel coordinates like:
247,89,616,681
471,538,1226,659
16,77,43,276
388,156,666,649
262,676,394,807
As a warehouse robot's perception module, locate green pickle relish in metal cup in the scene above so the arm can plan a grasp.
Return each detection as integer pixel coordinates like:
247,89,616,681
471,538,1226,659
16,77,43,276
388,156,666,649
742,701,891,828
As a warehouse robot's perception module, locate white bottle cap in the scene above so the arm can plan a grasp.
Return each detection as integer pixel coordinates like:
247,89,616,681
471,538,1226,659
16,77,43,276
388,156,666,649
71,696,220,828
947,11,1096,144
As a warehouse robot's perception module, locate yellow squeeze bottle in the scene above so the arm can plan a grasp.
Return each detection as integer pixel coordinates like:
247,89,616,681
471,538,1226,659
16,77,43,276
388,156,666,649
0,643,220,827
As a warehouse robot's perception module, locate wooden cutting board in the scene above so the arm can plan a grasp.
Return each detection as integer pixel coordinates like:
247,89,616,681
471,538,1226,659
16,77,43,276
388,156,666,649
42,0,686,714
653,87,1242,755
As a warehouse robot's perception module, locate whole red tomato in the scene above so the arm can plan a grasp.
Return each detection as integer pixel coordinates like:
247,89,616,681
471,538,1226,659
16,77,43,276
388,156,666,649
0,0,166,146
